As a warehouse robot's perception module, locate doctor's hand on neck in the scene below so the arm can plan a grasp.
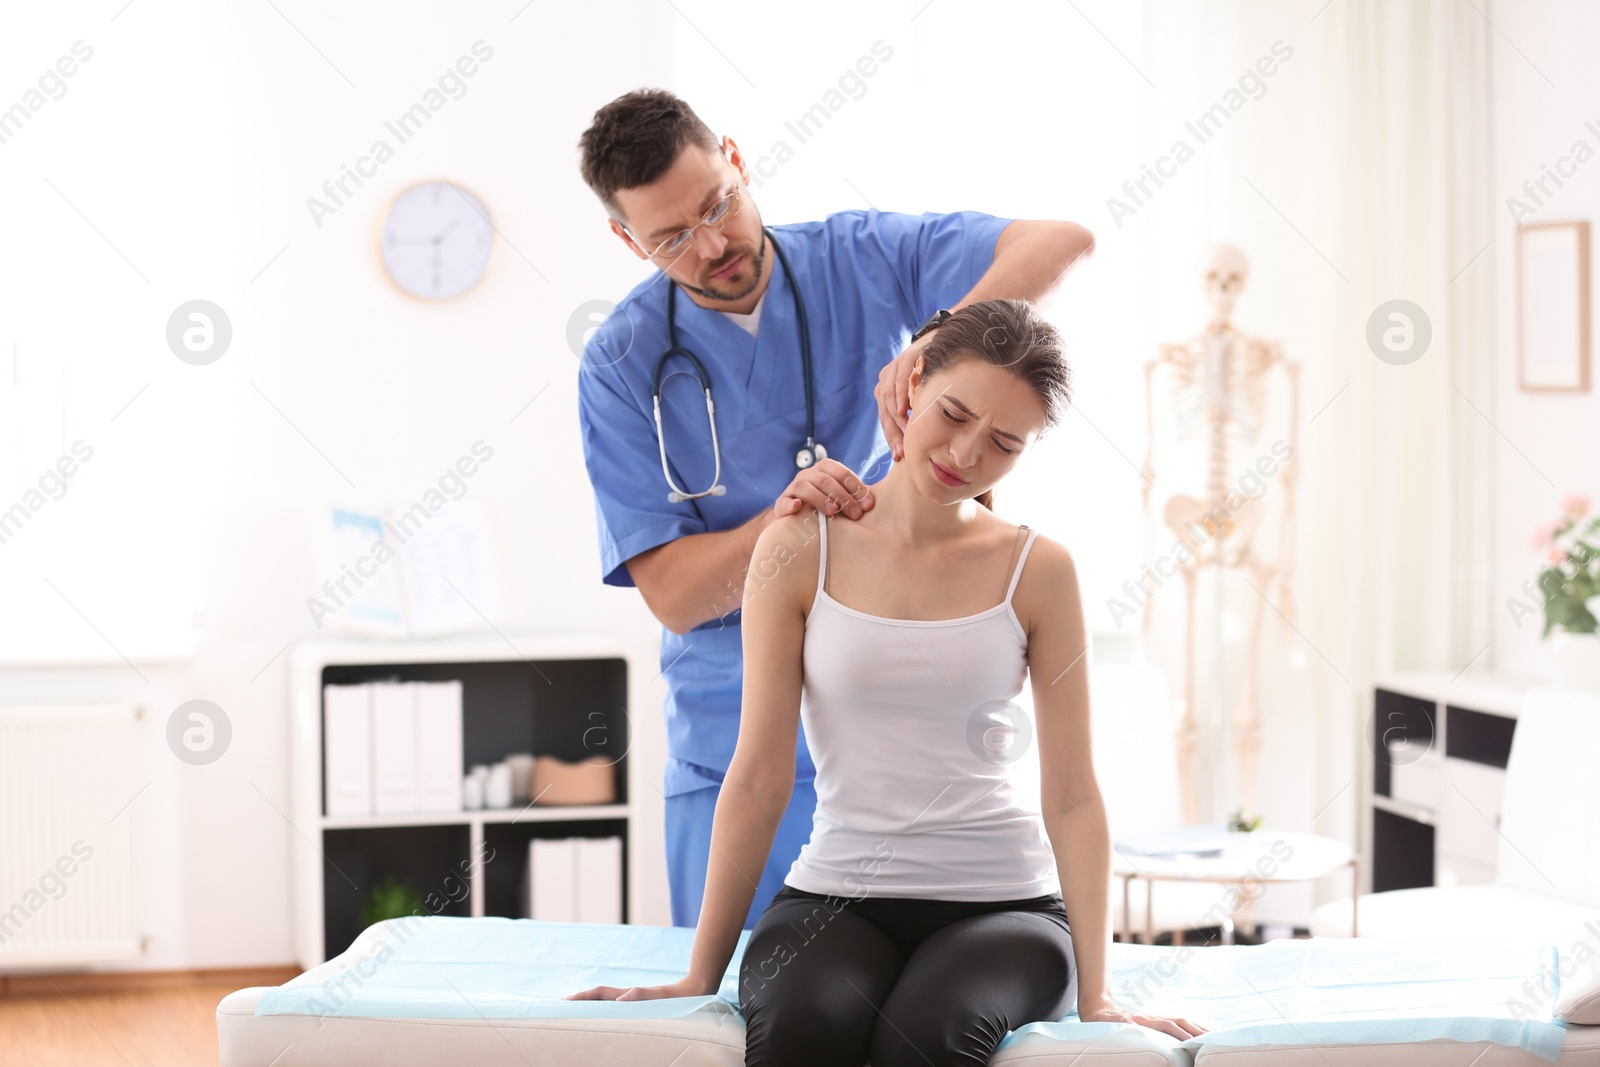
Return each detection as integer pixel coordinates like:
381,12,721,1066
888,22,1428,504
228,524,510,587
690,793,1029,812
875,331,938,462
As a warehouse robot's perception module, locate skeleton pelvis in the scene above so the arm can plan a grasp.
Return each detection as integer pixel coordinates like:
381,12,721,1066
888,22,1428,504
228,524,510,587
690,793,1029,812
1163,492,1262,560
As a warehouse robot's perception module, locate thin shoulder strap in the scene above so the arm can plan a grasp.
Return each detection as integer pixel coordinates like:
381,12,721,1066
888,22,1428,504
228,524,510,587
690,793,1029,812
811,508,830,610
1004,525,1040,604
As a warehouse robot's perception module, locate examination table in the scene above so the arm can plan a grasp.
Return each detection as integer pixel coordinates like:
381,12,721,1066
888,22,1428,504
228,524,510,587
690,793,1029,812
218,914,1600,1066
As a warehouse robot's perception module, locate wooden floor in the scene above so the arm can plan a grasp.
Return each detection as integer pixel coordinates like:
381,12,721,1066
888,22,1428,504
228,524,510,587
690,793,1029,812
0,968,300,1067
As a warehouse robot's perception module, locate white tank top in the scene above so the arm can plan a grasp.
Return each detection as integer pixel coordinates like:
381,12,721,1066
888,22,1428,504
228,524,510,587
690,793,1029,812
784,509,1061,900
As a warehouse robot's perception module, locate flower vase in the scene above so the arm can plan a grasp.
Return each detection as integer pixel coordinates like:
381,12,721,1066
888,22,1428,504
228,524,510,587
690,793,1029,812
1546,631,1600,691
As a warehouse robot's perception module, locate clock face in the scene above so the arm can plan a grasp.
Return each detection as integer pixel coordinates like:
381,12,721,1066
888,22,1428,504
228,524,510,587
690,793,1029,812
379,181,495,300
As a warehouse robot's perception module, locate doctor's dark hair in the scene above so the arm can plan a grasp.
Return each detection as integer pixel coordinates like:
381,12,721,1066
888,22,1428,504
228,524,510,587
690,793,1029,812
579,89,721,222
914,299,1072,512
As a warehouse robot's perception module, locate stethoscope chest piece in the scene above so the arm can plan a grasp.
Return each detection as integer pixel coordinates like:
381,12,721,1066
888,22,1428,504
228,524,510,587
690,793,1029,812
795,441,827,470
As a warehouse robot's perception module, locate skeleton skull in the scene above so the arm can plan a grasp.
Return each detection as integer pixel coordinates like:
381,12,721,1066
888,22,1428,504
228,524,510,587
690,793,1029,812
1202,244,1249,324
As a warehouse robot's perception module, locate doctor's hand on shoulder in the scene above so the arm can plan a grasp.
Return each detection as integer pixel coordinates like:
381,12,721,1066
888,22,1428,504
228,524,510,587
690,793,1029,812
772,457,874,522
563,973,718,1002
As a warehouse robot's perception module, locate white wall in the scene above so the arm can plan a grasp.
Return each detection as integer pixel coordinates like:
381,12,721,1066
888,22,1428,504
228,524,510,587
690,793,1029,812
1487,0,1600,678
0,0,679,970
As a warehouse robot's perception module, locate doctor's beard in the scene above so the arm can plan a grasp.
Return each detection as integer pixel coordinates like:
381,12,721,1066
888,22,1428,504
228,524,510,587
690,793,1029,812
675,232,768,303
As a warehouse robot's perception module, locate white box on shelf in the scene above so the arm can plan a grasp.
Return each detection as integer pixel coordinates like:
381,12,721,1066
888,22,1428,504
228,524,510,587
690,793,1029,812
323,684,373,817
371,682,418,814
1389,749,1444,813
529,838,577,922
1440,758,1505,866
576,837,623,924
414,681,463,813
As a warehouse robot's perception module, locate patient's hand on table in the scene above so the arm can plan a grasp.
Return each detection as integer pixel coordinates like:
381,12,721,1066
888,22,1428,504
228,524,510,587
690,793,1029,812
563,974,717,1001
1080,1004,1207,1040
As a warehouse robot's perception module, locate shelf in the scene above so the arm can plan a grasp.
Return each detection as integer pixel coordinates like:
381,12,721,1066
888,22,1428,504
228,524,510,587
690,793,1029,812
1371,793,1436,825
291,637,639,966
1374,671,1531,718
1368,675,1530,899
322,804,630,830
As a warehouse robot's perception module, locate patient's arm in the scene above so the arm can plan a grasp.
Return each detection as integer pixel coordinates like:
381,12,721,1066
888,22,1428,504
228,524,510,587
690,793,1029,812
676,515,808,992
567,516,811,1001
1024,537,1206,1039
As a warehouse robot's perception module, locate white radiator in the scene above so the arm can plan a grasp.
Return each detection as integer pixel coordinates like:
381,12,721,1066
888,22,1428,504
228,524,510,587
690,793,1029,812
0,702,141,969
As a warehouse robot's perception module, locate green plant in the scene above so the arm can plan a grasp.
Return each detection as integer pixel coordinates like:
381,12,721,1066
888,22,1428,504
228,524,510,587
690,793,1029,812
1228,807,1261,833
1531,494,1600,637
357,874,423,933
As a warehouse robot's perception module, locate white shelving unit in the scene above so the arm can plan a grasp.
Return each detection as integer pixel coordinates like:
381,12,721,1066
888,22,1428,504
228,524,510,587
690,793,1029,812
289,631,643,968
1367,670,1532,895
319,805,628,832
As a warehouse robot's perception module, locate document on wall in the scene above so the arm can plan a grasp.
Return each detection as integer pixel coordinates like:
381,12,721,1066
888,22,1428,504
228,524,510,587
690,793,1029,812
307,494,516,637
398,496,507,635
324,509,408,634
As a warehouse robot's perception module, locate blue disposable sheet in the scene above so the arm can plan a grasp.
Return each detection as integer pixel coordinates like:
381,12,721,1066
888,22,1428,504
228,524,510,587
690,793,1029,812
1002,938,1568,1061
257,917,1568,1060
257,918,750,1023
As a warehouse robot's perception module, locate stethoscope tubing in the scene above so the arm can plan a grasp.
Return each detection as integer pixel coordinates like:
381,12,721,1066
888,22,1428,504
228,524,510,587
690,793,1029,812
653,227,821,501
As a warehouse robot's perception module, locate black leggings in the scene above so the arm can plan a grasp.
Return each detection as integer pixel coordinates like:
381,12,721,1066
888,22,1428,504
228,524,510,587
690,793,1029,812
739,883,1075,1067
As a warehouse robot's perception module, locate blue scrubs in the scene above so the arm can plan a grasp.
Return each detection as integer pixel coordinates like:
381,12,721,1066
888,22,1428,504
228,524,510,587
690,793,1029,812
576,208,1013,928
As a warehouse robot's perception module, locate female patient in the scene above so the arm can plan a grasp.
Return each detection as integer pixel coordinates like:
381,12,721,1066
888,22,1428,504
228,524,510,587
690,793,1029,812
570,299,1205,1064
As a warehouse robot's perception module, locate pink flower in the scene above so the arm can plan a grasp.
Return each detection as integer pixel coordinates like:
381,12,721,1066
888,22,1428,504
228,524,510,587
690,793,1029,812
1549,546,1568,565
1561,493,1590,520
1530,520,1559,549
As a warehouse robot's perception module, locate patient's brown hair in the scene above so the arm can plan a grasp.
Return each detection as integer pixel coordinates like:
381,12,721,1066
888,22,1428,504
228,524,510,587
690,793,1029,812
915,300,1073,511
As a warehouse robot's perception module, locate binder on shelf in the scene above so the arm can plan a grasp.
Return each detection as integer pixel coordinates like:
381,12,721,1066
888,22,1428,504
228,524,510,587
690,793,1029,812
526,836,622,924
576,836,622,924
370,682,418,814
323,684,373,816
530,838,576,922
414,681,464,813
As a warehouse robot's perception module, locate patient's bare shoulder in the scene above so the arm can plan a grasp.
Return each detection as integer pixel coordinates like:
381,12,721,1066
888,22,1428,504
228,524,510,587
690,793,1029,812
1009,532,1084,636
745,510,827,617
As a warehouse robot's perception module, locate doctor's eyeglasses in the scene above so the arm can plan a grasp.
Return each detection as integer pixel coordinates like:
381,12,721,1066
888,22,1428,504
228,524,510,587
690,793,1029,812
628,185,745,263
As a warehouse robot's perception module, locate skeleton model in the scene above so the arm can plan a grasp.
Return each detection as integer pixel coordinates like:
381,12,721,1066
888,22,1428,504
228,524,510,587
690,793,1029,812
1141,244,1299,825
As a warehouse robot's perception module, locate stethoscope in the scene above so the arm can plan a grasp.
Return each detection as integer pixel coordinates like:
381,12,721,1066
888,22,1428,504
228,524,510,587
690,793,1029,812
652,227,825,504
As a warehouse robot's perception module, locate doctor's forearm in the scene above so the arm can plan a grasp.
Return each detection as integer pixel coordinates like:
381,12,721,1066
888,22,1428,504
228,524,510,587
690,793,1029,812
957,220,1095,308
626,508,780,634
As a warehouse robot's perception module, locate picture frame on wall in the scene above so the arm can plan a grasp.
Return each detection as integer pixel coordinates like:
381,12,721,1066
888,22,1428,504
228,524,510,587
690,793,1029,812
1517,220,1591,392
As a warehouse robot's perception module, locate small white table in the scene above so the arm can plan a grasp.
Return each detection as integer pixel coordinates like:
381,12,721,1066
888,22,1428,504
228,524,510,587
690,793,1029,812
1113,830,1359,945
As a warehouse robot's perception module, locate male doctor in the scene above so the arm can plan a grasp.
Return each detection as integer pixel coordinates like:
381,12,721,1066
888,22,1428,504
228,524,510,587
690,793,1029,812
575,89,1094,929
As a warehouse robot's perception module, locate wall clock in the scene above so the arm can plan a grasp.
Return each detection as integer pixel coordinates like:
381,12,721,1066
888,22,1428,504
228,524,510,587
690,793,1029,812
378,180,495,300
